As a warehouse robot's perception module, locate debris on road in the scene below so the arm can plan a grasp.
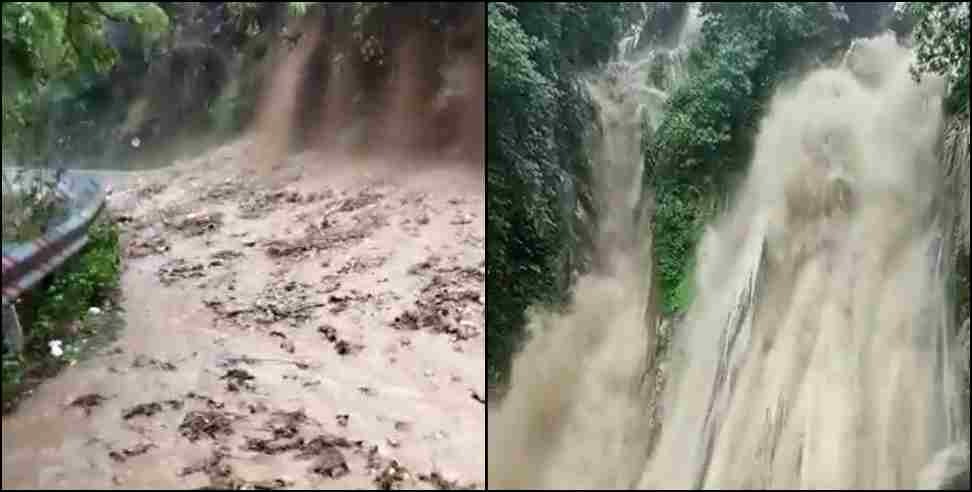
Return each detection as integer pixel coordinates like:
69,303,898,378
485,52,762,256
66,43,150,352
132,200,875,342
108,443,157,463
133,355,178,371
69,393,109,416
122,400,183,420
179,411,238,442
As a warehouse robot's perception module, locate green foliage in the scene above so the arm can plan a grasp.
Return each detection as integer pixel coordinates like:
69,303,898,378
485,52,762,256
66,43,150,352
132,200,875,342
26,220,121,353
907,2,970,115
2,2,170,158
648,2,848,313
2,218,121,409
488,2,632,384
1,350,24,407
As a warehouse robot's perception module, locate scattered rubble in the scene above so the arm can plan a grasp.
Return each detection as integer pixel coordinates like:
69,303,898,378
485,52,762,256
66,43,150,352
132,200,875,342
174,212,224,237
374,460,412,490
122,400,183,420
337,255,388,275
418,471,481,491
328,290,373,315
108,443,157,463
337,190,384,213
132,355,178,371
318,325,338,342
179,446,235,488
251,280,323,326
334,339,365,356
265,410,308,440
69,393,108,416
221,369,256,392
126,234,169,258
238,187,325,220
393,268,484,342
309,446,350,479
179,411,238,442
317,324,364,356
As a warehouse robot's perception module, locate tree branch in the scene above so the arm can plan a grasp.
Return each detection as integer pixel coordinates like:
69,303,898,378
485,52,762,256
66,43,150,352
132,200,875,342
63,3,84,66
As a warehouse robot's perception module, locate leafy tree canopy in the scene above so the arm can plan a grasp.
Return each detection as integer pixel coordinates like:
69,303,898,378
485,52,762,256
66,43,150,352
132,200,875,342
907,2,969,114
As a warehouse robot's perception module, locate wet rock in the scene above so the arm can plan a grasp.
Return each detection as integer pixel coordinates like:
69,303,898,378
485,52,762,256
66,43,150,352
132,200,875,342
108,443,157,463
221,369,256,392
374,460,412,490
334,339,365,356
179,411,237,442
392,311,421,331
319,325,338,342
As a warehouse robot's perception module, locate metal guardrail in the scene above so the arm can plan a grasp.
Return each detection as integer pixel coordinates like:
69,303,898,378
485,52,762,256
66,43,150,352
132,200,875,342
2,169,107,352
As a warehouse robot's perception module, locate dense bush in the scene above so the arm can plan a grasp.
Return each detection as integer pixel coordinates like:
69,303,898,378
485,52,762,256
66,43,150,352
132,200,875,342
647,3,850,313
2,219,121,410
2,2,169,161
908,2,969,115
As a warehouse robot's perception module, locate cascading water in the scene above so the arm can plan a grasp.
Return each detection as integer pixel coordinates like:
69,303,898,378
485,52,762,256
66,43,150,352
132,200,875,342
487,7,969,490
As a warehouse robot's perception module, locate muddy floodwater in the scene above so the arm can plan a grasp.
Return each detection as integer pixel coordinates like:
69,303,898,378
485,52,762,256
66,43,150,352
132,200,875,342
2,141,486,490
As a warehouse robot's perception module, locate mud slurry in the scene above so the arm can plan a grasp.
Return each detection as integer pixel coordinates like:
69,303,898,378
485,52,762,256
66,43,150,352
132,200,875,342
1,141,485,490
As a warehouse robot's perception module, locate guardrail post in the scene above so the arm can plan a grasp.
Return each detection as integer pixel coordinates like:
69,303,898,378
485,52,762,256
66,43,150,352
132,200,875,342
2,301,24,354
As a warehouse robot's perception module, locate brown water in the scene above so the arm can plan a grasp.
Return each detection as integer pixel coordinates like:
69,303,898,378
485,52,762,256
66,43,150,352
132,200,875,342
488,30,968,490
3,12,486,489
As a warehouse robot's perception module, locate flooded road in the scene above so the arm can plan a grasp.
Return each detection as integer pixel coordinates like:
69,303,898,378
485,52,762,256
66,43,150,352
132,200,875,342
2,140,486,490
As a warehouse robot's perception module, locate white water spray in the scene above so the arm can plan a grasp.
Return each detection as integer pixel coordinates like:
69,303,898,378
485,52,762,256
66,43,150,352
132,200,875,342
488,17,969,491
